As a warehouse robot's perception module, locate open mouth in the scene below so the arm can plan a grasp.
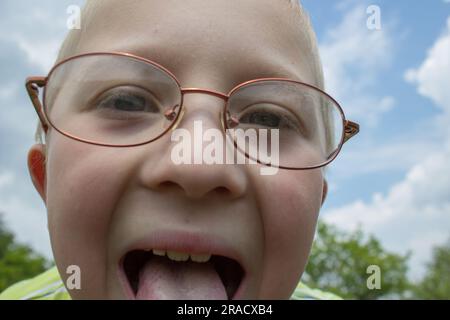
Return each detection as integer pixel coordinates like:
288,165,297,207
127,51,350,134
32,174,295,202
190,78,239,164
121,249,245,300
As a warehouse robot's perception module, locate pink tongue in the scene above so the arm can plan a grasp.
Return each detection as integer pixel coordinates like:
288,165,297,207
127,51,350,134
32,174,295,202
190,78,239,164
136,256,227,300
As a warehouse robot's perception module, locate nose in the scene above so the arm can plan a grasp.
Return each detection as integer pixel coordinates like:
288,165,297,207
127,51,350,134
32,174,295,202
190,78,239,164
145,157,248,200
138,94,248,200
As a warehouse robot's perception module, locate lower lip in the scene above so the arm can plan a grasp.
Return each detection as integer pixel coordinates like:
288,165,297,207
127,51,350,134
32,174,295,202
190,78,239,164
117,258,248,300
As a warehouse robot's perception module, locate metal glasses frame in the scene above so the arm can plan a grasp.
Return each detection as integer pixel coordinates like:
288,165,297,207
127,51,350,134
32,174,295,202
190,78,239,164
25,51,360,170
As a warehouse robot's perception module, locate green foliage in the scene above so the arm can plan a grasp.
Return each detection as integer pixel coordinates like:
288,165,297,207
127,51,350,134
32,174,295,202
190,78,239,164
413,239,450,299
303,222,411,299
0,215,51,292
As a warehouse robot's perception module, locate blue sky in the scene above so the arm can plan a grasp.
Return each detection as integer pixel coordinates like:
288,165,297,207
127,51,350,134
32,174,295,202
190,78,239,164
305,0,450,206
0,0,449,282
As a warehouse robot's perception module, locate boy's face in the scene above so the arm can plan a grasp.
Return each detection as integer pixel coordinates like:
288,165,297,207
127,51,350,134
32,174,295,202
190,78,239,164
29,0,327,299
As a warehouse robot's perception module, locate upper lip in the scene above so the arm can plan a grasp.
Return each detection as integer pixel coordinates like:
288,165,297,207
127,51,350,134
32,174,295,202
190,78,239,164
117,229,248,297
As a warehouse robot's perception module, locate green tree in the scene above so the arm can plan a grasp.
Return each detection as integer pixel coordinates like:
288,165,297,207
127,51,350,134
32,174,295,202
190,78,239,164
0,214,51,292
303,222,411,299
413,239,450,299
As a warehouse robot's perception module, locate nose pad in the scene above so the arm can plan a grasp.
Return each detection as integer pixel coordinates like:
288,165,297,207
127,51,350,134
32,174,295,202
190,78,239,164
226,112,240,129
164,105,180,121
170,107,185,132
220,111,226,132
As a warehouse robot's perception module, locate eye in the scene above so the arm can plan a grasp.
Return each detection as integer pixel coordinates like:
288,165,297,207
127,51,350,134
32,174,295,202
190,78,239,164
95,86,161,116
240,111,282,128
238,104,302,131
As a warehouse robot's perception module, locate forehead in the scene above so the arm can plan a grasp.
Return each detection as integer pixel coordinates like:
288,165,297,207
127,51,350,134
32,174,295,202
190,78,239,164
69,0,316,90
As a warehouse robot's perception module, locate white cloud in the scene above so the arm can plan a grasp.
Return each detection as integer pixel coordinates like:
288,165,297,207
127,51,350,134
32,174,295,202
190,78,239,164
12,34,64,72
0,0,85,72
0,190,52,258
325,147,450,279
324,15,450,280
319,5,396,127
332,135,443,177
0,170,15,189
405,16,450,138
0,167,52,258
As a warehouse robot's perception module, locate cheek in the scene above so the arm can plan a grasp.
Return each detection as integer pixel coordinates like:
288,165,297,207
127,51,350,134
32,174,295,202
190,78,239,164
253,169,323,298
45,137,132,298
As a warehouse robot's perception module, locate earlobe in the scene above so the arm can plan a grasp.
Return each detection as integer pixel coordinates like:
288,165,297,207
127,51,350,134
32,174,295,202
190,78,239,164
27,144,47,203
321,179,328,206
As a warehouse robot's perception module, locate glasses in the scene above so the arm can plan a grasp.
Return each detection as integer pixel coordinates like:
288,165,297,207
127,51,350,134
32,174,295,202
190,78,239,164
26,52,359,170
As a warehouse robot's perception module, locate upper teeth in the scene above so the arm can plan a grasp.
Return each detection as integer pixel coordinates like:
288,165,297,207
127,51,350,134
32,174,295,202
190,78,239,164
150,249,211,263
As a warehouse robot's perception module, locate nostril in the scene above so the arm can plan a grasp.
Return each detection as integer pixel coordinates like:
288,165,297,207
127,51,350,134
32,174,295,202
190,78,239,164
165,111,177,121
214,186,231,196
158,181,184,192
157,181,233,200
144,154,247,200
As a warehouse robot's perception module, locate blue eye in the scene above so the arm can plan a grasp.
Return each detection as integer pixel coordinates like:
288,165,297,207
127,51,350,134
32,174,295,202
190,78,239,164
92,86,163,121
98,91,159,113
240,111,282,128
238,105,301,131
105,94,146,112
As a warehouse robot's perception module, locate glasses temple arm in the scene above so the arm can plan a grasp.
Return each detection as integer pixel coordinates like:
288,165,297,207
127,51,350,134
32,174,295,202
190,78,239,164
26,77,49,133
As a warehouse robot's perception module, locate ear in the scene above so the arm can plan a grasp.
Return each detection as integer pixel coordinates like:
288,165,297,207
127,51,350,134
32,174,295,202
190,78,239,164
27,144,47,203
321,178,328,207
